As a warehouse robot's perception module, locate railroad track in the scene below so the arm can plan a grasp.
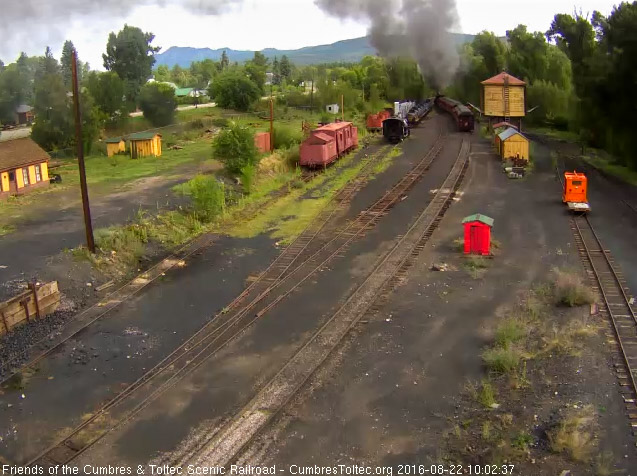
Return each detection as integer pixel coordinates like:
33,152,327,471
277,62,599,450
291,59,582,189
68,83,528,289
183,138,471,468
571,215,637,440
2,143,390,383
557,165,637,442
623,200,637,216
26,130,445,467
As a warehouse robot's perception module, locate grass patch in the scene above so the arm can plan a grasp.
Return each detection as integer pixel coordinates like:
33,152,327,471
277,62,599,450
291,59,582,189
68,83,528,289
228,147,372,244
482,346,522,374
551,267,595,307
0,224,16,236
582,154,637,187
526,126,579,142
548,406,596,462
495,318,527,348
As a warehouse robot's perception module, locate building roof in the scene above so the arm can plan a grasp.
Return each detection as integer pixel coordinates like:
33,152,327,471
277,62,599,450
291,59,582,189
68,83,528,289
128,132,162,141
316,122,353,132
0,138,50,171
493,121,518,130
105,137,124,144
15,104,33,114
462,214,494,227
481,72,526,86
175,88,194,97
498,127,527,142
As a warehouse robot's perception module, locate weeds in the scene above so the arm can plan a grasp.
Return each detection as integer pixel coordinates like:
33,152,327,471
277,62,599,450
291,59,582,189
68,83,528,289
548,406,596,462
495,318,527,347
511,431,534,451
594,452,617,476
482,346,522,374
181,175,226,222
552,267,595,307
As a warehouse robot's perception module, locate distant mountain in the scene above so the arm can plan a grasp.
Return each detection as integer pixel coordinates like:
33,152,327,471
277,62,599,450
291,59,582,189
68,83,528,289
155,34,475,68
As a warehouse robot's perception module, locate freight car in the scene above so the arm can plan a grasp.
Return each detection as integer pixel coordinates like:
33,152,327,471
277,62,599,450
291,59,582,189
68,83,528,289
383,117,410,143
435,95,475,132
407,99,434,126
366,110,392,132
300,122,359,167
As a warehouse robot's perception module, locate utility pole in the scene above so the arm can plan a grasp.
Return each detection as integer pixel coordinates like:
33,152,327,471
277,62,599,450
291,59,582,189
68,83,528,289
71,50,95,253
269,97,274,153
341,94,344,122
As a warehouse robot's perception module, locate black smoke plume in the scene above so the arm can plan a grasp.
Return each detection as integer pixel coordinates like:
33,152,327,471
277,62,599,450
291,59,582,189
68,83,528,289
315,0,460,88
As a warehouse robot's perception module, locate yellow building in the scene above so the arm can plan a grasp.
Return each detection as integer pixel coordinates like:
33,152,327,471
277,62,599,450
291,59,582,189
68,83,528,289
105,137,126,157
481,72,526,130
498,128,530,162
0,138,50,199
128,132,162,159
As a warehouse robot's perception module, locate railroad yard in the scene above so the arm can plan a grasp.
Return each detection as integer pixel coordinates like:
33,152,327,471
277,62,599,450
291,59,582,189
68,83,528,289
0,109,635,474
3,1,637,474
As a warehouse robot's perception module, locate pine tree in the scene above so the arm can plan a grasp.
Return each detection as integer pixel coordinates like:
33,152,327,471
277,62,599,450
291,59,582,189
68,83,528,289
272,56,281,85
220,50,229,70
280,55,292,83
60,40,77,89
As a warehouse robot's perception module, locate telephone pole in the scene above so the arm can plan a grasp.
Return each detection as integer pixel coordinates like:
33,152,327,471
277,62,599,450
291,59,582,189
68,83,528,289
71,50,95,253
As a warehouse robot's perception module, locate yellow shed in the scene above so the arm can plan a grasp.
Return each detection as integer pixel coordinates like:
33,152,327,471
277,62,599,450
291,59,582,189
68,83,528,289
128,132,162,159
0,138,50,199
481,72,526,130
498,128,530,162
105,137,126,157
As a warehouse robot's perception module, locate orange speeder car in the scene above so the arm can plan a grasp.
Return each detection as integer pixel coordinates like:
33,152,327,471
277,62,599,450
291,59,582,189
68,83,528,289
563,171,590,212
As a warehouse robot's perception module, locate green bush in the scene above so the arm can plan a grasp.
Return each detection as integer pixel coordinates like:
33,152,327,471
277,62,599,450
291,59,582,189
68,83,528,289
272,125,303,149
185,175,226,222
495,319,527,347
213,122,259,174
209,70,261,111
482,346,521,374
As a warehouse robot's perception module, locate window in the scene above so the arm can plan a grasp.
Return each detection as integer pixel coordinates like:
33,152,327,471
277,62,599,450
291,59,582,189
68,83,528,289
22,168,29,186
35,165,42,182
572,180,582,187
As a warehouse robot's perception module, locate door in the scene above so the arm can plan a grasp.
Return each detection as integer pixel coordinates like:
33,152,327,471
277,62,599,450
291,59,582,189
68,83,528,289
131,143,138,160
470,226,481,254
8,171,17,193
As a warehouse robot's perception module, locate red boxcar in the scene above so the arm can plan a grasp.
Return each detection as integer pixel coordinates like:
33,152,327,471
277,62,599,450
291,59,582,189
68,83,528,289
435,95,475,132
300,122,358,167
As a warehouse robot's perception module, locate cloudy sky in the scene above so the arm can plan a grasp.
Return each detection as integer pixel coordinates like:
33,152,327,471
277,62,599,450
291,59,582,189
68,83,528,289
0,0,622,69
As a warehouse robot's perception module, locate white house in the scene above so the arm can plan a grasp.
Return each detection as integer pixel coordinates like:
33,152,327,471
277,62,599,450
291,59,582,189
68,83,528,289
326,104,340,114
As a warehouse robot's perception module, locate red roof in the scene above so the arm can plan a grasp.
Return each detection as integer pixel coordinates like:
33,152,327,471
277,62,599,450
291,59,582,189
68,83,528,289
493,122,519,130
316,122,353,132
310,132,334,143
481,72,526,86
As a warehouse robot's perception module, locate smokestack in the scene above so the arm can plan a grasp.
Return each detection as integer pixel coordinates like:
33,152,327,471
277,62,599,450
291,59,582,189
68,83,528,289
315,0,460,89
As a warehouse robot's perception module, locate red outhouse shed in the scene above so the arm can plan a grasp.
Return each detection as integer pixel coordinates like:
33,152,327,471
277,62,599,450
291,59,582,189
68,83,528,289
462,214,494,256
254,132,271,154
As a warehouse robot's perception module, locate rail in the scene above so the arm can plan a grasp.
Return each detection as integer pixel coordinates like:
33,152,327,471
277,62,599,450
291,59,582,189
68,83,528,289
184,138,471,467
26,130,442,467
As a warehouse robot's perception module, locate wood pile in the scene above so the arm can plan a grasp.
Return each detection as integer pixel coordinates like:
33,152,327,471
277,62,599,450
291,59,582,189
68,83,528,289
0,282,61,336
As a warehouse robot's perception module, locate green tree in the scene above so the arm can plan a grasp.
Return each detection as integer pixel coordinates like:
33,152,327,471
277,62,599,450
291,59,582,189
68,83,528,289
245,52,269,94
472,31,507,76
86,71,126,122
31,71,100,152
506,25,549,83
0,66,26,122
209,69,260,111
139,82,177,126
60,40,77,89
103,25,160,105
35,47,59,83
213,122,259,174
272,56,281,85
154,65,171,82
279,55,292,83
220,50,230,70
